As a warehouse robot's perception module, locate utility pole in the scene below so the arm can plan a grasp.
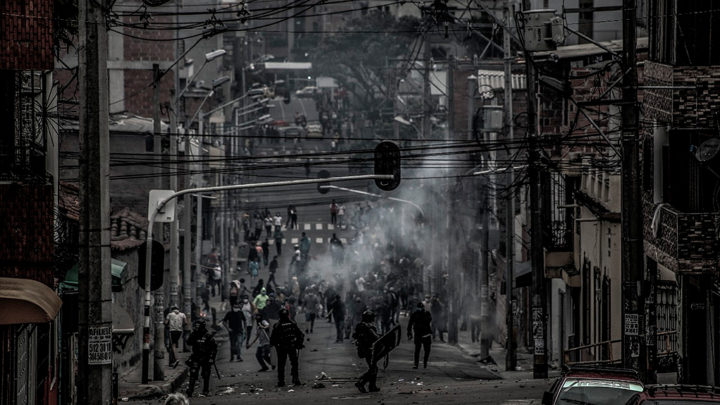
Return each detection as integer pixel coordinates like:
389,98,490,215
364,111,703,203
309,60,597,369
422,31,436,294
503,1,517,372
77,0,112,402
168,0,180,311
620,0,646,380
520,4,549,379
152,63,166,381
447,57,458,344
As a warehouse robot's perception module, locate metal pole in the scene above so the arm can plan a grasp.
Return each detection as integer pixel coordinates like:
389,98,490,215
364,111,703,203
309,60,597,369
620,0,647,381
447,57,458,344
78,0,112,400
168,0,180,310
503,1,517,372
151,64,165,381
194,194,203,305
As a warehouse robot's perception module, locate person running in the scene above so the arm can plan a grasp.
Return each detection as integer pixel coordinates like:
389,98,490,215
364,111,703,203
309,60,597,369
253,287,270,313
164,305,187,368
246,315,274,372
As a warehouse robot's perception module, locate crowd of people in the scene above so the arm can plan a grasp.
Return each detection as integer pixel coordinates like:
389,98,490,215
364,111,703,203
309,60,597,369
174,199,454,398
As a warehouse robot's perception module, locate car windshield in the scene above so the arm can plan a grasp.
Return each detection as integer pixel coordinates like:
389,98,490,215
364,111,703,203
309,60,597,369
557,378,644,405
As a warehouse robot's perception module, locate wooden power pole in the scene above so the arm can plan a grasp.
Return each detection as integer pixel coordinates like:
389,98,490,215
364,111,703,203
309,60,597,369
77,0,112,402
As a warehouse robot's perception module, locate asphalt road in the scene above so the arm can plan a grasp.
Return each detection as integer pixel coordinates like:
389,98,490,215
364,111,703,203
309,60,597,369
128,314,548,404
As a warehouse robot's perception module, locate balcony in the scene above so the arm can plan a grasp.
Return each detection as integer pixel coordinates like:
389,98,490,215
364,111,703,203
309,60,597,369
643,194,720,273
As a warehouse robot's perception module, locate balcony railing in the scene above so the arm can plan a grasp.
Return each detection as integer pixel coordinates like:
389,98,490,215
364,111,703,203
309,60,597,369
644,197,720,272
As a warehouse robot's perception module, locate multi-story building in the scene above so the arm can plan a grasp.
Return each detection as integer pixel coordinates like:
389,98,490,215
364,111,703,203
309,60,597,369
642,1,720,385
0,1,63,404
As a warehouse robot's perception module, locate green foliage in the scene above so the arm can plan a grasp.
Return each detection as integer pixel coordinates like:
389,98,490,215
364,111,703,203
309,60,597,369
312,10,420,111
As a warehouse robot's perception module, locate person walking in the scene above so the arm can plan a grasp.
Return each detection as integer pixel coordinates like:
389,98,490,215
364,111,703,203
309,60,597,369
273,228,284,256
430,296,445,342
253,287,269,312
407,302,433,369
246,316,274,372
164,305,187,368
328,294,346,343
337,203,345,229
303,289,319,334
273,212,283,231
186,319,217,398
248,259,259,282
268,256,279,288
353,310,380,393
330,199,338,226
241,295,254,344
261,238,270,266
222,305,246,362
269,308,305,387
264,215,273,238
299,232,311,262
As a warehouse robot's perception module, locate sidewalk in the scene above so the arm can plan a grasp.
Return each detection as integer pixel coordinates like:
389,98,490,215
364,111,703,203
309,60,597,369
118,295,229,400
454,327,559,381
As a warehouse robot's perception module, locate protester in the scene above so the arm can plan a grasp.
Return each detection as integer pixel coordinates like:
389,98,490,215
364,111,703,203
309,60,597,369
408,302,433,369
186,319,217,397
164,305,187,368
247,316,274,372
222,305,246,362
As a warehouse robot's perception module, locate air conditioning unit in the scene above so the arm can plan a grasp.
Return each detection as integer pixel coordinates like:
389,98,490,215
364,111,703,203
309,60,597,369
523,9,564,52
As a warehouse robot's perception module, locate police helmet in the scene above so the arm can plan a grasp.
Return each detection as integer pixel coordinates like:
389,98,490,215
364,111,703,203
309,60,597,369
279,308,290,319
361,310,376,323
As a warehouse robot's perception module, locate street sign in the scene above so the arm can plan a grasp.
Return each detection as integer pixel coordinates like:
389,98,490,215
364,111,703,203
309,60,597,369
88,325,112,365
148,190,176,222
317,170,331,194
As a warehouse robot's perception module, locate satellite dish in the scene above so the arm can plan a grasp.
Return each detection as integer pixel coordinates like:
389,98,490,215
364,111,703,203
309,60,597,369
696,138,720,162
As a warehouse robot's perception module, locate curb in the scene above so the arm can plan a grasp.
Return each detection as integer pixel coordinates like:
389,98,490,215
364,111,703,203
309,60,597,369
125,366,189,400
452,343,504,379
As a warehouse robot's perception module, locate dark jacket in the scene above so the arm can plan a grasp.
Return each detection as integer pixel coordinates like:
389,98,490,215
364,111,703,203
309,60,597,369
353,321,379,359
270,320,305,350
329,298,346,321
187,328,217,364
407,309,433,339
222,310,246,332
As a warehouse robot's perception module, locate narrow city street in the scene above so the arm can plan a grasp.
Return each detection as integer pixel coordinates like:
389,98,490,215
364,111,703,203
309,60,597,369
127,311,547,405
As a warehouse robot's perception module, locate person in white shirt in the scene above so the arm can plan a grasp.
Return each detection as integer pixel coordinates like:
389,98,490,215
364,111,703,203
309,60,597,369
165,306,188,368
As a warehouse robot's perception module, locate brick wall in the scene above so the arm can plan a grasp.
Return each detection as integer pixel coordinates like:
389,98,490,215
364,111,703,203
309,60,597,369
124,69,174,118
0,184,54,285
0,0,53,70
122,15,174,61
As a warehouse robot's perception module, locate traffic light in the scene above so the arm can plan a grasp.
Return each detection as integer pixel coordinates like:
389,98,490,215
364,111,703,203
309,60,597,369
374,141,401,191
138,240,165,291
317,169,331,194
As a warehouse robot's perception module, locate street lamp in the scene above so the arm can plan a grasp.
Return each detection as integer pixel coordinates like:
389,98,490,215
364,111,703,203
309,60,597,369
177,49,227,101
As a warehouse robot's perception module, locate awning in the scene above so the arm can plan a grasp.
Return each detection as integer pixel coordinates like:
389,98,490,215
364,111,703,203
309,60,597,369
0,277,62,325
61,259,127,292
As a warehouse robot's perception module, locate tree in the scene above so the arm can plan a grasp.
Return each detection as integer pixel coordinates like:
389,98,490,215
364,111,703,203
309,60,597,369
312,10,421,113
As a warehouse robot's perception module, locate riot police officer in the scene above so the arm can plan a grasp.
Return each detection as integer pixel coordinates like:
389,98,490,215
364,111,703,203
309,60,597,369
269,308,305,387
186,318,217,397
353,310,380,393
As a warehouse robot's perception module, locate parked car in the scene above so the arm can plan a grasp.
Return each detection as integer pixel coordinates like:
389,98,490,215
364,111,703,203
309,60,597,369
295,86,319,97
306,122,323,138
627,385,720,404
542,366,644,405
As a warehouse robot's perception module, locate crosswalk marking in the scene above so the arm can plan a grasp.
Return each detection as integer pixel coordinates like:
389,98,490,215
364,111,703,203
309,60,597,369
291,238,298,244
340,238,347,244
304,223,311,230
315,223,323,230
328,224,334,231
315,237,323,244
